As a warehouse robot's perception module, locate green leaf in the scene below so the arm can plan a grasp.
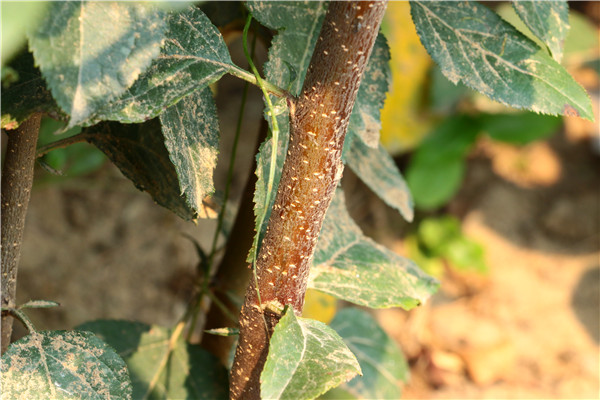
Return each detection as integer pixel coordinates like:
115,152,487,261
19,300,60,309
261,309,361,400
84,119,217,220
90,6,233,125
247,1,327,96
246,1,327,259
330,308,409,399
28,2,166,127
1,51,61,130
407,158,464,210
76,320,228,400
159,87,220,217
406,115,479,210
418,216,488,273
346,34,391,148
410,1,594,121
479,112,562,145
248,120,290,262
309,189,439,309
345,140,413,222
1,330,132,399
512,0,569,63
343,34,414,221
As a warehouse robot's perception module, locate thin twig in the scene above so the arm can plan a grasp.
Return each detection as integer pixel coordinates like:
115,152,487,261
36,132,93,158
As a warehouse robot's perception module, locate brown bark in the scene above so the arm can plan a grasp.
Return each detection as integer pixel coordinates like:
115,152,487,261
1,113,42,354
229,2,387,398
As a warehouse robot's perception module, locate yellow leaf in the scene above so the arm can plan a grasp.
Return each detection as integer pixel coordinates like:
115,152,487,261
302,289,337,324
380,2,432,155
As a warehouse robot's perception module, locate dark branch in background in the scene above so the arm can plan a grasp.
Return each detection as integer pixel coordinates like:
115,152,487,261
1,113,42,354
229,2,388,398
201,118,267,364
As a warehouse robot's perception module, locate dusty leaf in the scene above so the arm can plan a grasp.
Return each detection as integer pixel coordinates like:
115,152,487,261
330,308,409,399
19,300,60,309
513,0,569,63
77,320,228,400
84,119,217,220
28,1,165,127
261,309,361,400
1,330,132,399
345,139,413,222
309,189,438,309
159,87,220,218
90,5,233,125
346,34,391,149
410,1,594,121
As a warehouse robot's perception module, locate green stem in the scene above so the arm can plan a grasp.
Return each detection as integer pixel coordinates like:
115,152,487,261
243,13,281,313
227,65,288,99
2,308,36,334
206,290,238,324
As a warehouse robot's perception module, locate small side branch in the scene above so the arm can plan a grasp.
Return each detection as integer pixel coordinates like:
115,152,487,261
1,113,42,354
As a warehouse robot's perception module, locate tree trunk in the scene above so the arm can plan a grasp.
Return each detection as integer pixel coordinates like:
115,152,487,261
1,113,42,354
229,2,387,398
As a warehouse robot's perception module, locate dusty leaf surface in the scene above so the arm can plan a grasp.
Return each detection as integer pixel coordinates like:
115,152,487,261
261,309,361,400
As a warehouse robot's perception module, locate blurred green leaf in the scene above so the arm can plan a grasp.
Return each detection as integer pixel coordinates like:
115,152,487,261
310,190,439,309
1,2,48,66
77,320,228,400
418,216,461,256
513,1,569,63
1,330,132,399
410,1,594,121
445,236,488,273
407,158,465,211
28,2,166,127
406,115,479,210
563,11,599,63
418,216,488,274
330,308,409,399
159,87,220,219
261,308,361,400
480,112,562,145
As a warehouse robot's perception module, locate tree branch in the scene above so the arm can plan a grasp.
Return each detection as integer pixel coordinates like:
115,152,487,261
1,113,42,354
229,2,388,398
